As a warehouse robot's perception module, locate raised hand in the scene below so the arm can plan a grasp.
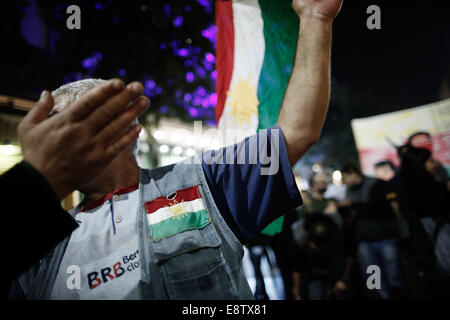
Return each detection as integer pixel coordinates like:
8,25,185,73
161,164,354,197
18,79,149,199
292,0,344,21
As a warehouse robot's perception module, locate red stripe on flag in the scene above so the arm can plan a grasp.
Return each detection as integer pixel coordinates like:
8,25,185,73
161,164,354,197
145,185,203,214
215,0,234,125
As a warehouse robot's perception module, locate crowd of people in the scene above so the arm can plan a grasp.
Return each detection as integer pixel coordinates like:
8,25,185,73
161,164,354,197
247,131,450,300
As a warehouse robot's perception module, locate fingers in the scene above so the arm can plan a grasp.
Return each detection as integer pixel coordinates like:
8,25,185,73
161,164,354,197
24,91,55,125
67,79,125,121
96,96,149,144
85,81,145,132
104,124,142,160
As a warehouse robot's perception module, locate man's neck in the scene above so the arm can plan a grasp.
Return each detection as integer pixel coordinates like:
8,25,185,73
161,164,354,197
80,156,140,206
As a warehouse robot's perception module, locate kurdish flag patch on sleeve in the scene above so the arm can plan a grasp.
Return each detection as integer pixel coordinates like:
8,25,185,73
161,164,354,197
145,186,211,242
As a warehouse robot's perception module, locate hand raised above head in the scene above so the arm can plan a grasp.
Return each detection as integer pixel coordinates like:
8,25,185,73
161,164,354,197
292,0,344,21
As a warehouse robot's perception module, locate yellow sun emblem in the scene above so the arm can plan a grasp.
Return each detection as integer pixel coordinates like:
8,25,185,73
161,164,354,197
226,75,259,127
167,200,189,220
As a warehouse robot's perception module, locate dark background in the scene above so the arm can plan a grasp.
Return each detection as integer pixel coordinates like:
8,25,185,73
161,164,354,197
0,0,449,167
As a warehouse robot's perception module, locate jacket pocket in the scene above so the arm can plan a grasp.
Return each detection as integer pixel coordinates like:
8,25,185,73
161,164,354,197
154,223,239,299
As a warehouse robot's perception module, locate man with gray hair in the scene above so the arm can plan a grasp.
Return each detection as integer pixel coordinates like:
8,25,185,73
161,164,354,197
3,78,149,298
13,0,344,300
51,79,140,159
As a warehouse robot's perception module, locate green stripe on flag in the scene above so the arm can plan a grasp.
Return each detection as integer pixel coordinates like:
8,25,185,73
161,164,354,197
150,210,211,242
258,0,299,237
257,0,299,130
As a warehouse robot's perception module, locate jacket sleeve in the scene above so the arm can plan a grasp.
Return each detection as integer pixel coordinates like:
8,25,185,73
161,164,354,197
0,161,78,298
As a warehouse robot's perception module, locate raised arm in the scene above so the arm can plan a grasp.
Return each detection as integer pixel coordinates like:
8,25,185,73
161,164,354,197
277,0,343,166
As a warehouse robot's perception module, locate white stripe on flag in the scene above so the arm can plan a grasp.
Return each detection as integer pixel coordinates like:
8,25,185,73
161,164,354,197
218,0,265,135
146,198,205,225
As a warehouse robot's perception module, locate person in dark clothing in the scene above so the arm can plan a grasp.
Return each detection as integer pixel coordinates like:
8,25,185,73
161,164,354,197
1,79,148,298
407,131,449,188
291,213,356,300
374,160,397,182
271,209,299,300
297,172,340,221
397,144,450,299
341,163,404,300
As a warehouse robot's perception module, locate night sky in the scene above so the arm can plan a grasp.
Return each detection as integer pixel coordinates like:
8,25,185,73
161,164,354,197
331,0,449,114
1,0,449,117
0,0,449,165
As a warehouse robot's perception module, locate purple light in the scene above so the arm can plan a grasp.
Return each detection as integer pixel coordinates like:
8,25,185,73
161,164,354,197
197,0,208,6
186,72,194,83
209,93,217,105
202,99,209,108
196,67,206,78
184,60,193,67
145,79,156,90
203,61,214,71
196,86,207,97
196,0,212,10
82,58,96,69
173,16,183,27
81,52,103,70
205,53,215,63
206,119,217,127
163,5,171,17
169,40,178,49
155,87,163,95
184,93,192,101
201,25,217,44
94,3,104,10
118,69,127,77
177,48,189,57
193,97,202,106
189,107,199,117
184,5,191,12
211,70,218,80
160,43,167,50
159,106,169,114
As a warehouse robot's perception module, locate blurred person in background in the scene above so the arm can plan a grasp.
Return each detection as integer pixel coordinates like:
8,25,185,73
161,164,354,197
407,131,449,189
296,172,341,226
374,160,397,182
397,145,450,298
341,163,404,299
291,213,355,300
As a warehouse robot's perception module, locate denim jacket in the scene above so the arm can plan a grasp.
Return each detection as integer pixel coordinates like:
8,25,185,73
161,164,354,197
16,156,254,299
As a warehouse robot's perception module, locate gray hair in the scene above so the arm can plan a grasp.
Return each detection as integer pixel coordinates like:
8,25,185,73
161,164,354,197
51,78,139,160
51,78,107,113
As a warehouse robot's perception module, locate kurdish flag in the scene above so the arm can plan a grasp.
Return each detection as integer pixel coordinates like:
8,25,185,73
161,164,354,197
215,0,299,235
145,186,211,241
215,0,299,132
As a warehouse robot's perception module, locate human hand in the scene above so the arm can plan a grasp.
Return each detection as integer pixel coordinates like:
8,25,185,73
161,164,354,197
18,79,149,199
292,0,344,21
